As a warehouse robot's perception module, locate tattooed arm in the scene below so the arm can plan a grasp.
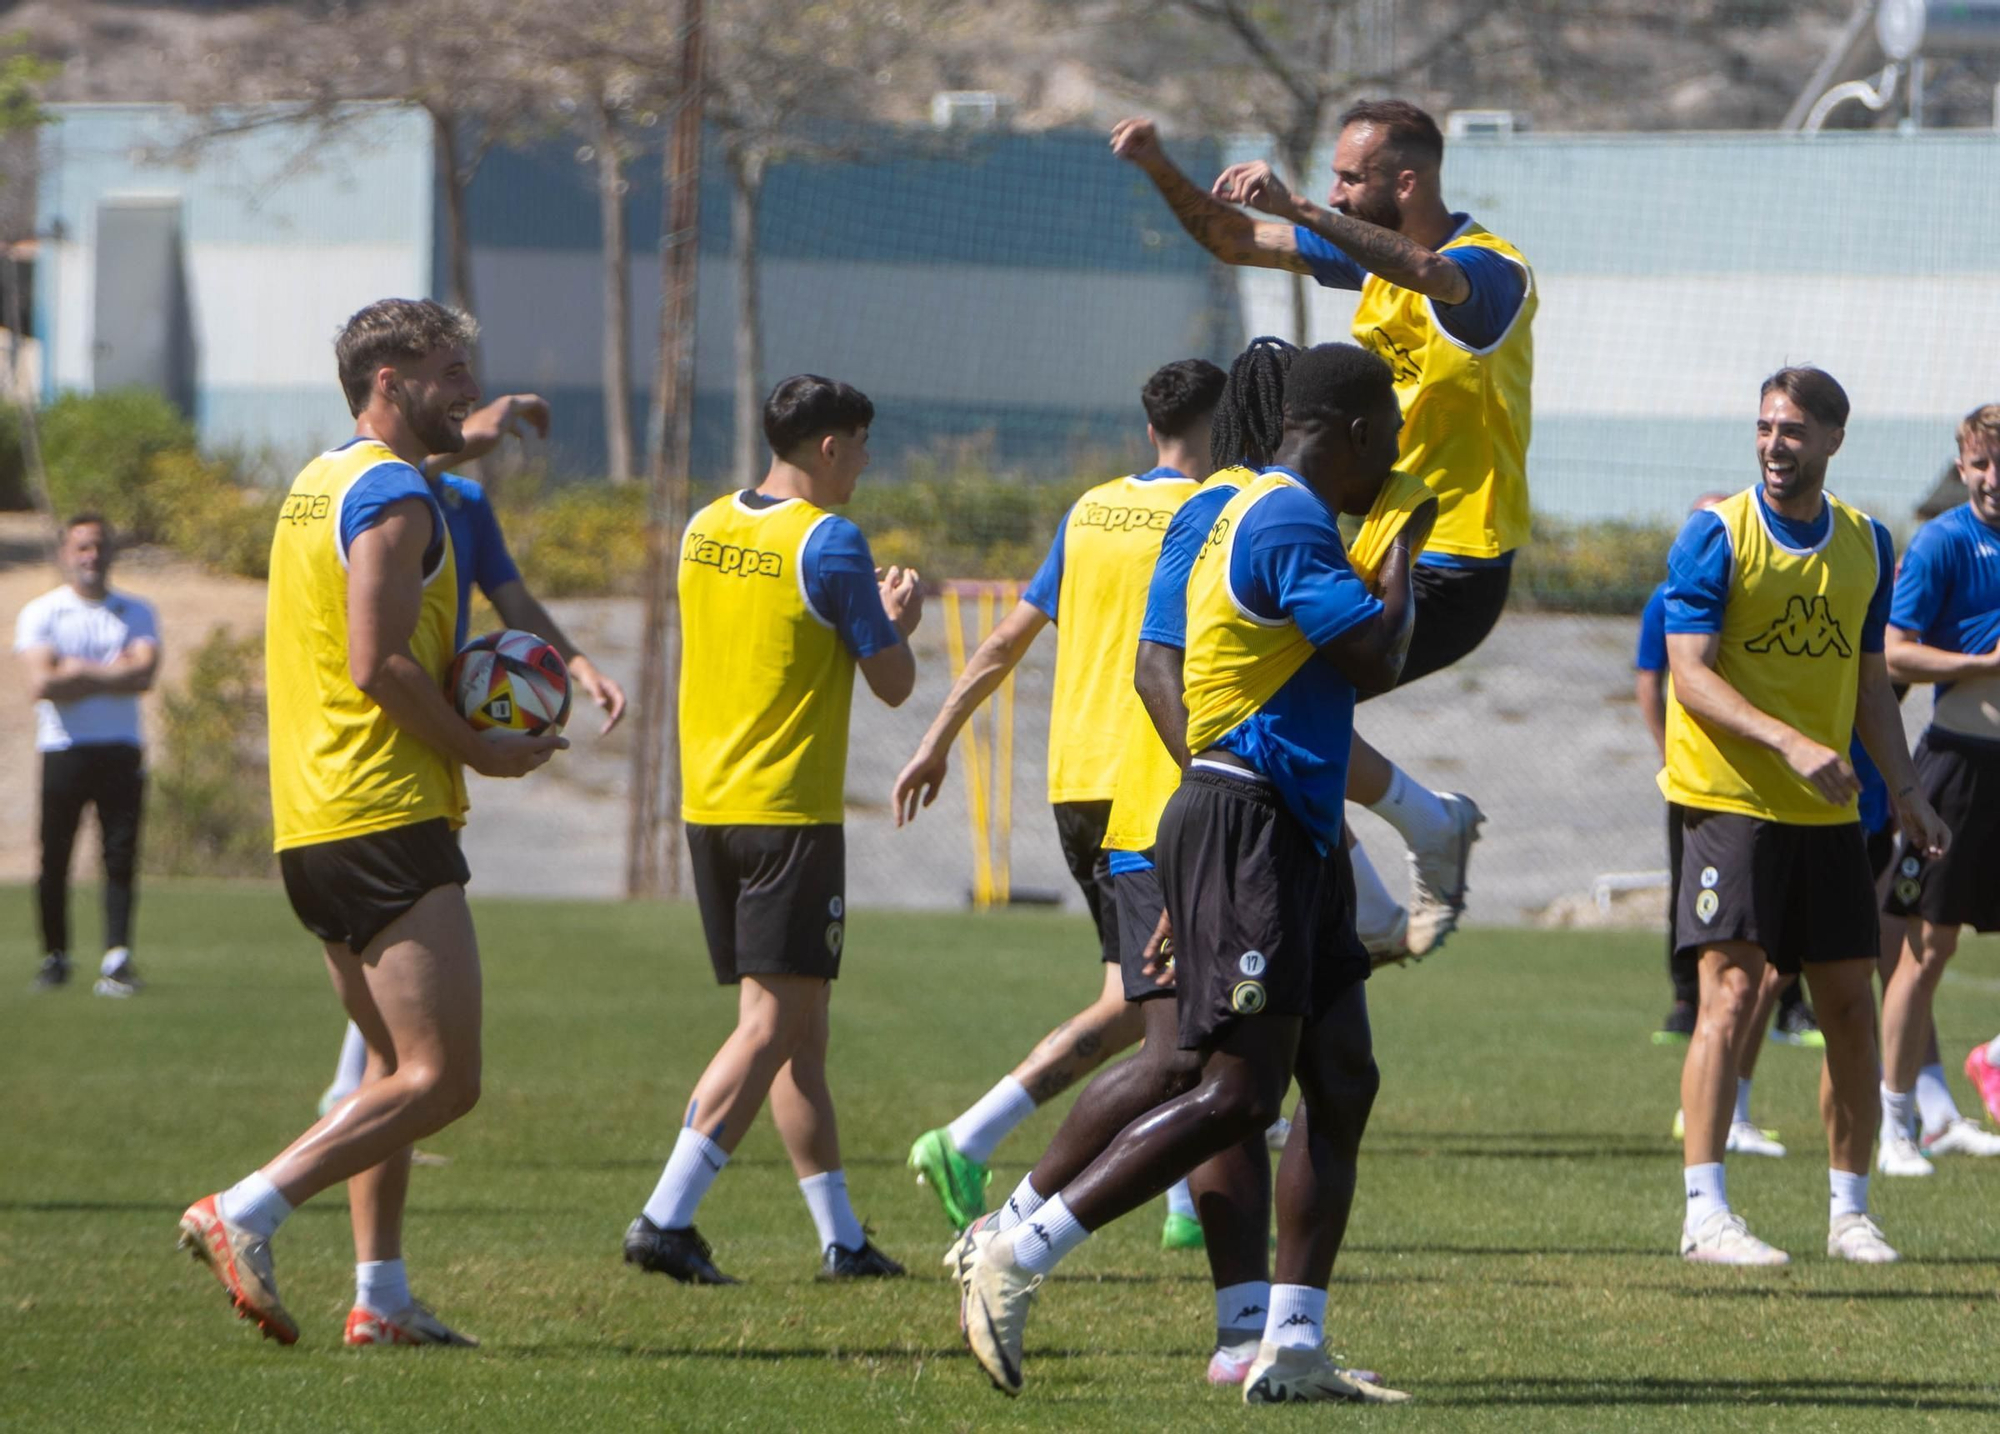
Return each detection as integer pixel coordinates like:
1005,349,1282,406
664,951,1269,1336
1111,117,1311,274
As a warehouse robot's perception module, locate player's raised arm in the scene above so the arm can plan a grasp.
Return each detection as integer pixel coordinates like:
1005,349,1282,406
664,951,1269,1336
893,596,1046,825
1111,117,1311,275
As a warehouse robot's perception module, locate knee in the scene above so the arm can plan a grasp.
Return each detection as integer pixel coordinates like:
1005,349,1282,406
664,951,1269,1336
1700,968,1758,1028
403,1060,480,1122
1304,1058,1380,1146
1198,1066,1285,1134
1916,925,1961,973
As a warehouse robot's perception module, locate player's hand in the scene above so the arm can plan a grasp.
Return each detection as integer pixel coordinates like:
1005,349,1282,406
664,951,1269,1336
468,728,567,778
879,566,923,636
1781,734,1860,805
1212,160,1298,219
568,654,626,734
1894,790,1950,861
892,745,949,827
1139,908,1175,987
500,394,551,441
1110,116,1163,167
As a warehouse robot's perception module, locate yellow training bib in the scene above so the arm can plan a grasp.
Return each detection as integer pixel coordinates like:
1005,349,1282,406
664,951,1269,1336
1346,469,1435,586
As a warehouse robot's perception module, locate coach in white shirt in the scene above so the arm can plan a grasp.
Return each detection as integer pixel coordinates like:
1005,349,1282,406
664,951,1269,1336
14,514,160,994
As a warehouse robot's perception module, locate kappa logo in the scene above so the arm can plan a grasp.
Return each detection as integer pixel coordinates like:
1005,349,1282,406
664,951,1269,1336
1277,1313,1316,1329
1198,516,1232,560
1074,501,1173,534
1362,325,1422,384
279,493,331,526
683,532,785,579
1234,1304,1267,1321
1744,595,1851,659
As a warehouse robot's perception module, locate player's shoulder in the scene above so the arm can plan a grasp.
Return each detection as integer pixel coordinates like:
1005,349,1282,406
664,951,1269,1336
1239,475,1338,542
804,509,871,559
1443,216,1529,265
437,471,490,509
104,588,157,621
18,585,70,620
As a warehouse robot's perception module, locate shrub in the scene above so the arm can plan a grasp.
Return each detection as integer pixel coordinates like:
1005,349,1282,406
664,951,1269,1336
149,449,284,580
39,388,195,540
0,402,27,510
846,443,1081,581
145,625,273,878
1509,515,1675,615
494,475,649,597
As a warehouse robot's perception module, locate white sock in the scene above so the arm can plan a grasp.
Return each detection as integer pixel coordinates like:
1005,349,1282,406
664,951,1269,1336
1366,765,1453,852
1733,1077,1753,1127
100,946,131,977
1880,1083,1916,1142
1916,1063,1960,1135
355,1257,410,1316
1683,1162,1727,1232
330,1021,369,1104
1165,1178,1196,1220
1264,1284,1328,1351
1005,1193,1089,1275
996,1172,1045,1232
947,1075,1038,1165
1215,1280,1271,1339
1830,1167,1869,1220
1348,840,1402,939
642,1128,729,1229
216,1171,293,1240
800,1169,866,1253
1987,1034,2000,1065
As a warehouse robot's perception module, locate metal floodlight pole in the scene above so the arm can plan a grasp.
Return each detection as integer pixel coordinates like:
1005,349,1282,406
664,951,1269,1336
626,0,707,898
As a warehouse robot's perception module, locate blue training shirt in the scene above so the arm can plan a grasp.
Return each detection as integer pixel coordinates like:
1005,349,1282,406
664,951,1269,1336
1889,503,2000,696
1207,468,1382,850
1636,581,1669,673
739,491,902,659
434,473,523,648
1021,466,1189,622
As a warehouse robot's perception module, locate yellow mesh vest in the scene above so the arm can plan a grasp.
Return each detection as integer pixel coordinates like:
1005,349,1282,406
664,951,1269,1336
1350,221,1534,560
1346,469,1435,585
266,440,465,851
679,493,858,825
1661,488,1882,825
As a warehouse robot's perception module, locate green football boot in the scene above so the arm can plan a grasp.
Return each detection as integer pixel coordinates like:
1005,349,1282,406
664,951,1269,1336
1160,1211,1205,1251
907,1127,990,1231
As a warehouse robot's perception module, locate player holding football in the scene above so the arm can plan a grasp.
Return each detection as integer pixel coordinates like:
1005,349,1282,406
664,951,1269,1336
1113,99,1528,953
621,375,919,1283
177,299,565,1347
893,359,1221,1237
1879,403,2000,1167
1665,368,1945,1267
956,343,1419,1404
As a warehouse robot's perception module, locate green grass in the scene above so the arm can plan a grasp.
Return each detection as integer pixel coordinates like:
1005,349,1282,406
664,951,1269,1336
6,883,2000,1430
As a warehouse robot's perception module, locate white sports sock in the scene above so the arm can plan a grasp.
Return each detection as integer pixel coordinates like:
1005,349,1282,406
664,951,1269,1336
330,1021,369,1104
1683,1162,1727,1232
1916,1063,1961,1135
641,1128,729,1230
1006,1193,1089,1275
1366,766,1453,852
355,1257,410,1316
1264,1284,1328,1352
996,1172,1045,1232
100,946,131,977
1880,1083,1916,1142
799,1169,866,1253
1830,1167,1869,1220
216,1171,293,1240
1733,1077,1754,1127
1165,1178,1196,1220
1215,1280,1271,1339
1348,840,1402,940
947,1076,1038,1165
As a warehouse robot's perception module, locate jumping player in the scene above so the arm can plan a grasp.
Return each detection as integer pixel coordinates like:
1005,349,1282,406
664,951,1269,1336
176,299,565,1347
621,375,919,1283
1665,368,1946,1267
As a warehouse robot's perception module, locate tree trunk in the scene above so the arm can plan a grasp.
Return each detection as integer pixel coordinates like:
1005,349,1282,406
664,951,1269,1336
729,147,766,490
1281,135,1314,347
596,101,635,484
432,106,478,323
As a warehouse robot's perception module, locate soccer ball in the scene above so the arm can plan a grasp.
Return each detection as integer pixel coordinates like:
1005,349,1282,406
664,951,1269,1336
448,629,572,736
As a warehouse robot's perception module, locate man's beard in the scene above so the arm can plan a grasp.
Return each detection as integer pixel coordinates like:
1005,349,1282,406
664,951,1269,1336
403,393,465,457
1340,193,1402,232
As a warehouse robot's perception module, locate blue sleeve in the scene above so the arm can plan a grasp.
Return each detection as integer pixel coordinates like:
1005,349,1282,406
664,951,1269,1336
1889,518,1949,637
1432,247,1528,350
802,517,902,660
1021,514,1068,622
1235,492,1383,647
458,483,522,599
1636,584,1668,671
1862,520,1895,654
1292,225,1367,291
1663,511,1731,635
1139,491,1227,649
338,461,439,560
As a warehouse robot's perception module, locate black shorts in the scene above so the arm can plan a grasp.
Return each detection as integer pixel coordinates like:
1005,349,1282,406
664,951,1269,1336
1313,842,1371,1004
1052,799,1117,963
1157,769,1322,1051
1672,809,1879,974
687,823,845,984
1355,560,1511,697
1111,862,1173,1003
1885,730,2000,931
279,817,469,954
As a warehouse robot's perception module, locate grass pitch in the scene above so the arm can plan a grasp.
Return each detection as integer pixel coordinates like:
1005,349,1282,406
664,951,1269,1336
6,883,2000,1431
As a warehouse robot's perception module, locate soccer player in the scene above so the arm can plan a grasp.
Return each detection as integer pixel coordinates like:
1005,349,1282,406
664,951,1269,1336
317,393,626,1113
1113,100,1522,951
177,299,565,1347
15,514,158,996
956,343,1419,1404
1879,402,2000,1168
1665,367,1946,1267
622,375,919,1284
893,359,1223,1233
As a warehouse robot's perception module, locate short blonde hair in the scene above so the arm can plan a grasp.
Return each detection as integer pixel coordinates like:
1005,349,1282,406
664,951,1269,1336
335,299,479,417
1956,403,2000,456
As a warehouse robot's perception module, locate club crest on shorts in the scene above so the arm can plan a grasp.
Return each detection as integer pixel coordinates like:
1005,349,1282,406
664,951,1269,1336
829,895,844,920
1695,889,1720,924
1237,949,1267,978
1900,856,1920,880
1896,878,1921,905
1230,980,1267,1015
1699,866,1719,890
825,921,844,956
